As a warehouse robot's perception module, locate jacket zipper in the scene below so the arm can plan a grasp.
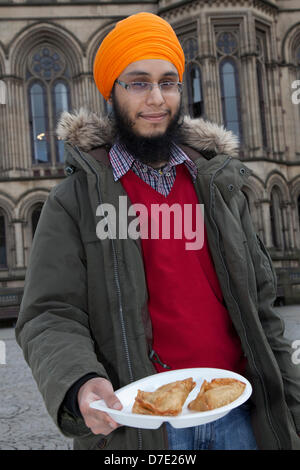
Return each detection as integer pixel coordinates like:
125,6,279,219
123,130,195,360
74,146,143,450
208,156,282,450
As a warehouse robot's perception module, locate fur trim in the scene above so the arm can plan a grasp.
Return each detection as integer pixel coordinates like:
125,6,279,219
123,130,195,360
56,107,239,157
180,116,239,158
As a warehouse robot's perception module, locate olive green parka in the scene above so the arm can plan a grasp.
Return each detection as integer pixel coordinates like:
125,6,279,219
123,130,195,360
15,109,300,450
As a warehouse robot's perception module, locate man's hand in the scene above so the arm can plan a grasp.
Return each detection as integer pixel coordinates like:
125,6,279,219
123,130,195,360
78,377,123,435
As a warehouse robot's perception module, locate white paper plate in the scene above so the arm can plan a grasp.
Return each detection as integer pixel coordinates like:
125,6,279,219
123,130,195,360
90,368,252,429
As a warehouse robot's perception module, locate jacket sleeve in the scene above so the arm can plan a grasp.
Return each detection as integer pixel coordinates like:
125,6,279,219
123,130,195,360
238,190,300,433
15,185,110,438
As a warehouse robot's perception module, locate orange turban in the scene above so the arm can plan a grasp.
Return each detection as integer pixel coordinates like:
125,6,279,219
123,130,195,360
93,12,185,101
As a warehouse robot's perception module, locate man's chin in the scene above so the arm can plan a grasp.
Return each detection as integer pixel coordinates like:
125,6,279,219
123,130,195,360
133,123,168,139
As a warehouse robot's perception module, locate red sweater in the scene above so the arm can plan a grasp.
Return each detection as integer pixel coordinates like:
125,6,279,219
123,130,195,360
120,163,246,374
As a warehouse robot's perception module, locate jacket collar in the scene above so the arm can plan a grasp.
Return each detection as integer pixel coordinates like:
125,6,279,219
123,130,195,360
57,109,253,229
56,107,240,168
56,108,253,201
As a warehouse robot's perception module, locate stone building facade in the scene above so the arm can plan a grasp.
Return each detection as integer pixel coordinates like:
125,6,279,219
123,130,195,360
0,0,300,317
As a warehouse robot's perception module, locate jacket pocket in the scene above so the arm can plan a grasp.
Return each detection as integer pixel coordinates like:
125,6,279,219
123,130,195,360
74,431,114,450
89,435,111,450
88,426,125,450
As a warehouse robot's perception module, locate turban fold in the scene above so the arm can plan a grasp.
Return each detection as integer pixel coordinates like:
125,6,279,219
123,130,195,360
93,12,185,101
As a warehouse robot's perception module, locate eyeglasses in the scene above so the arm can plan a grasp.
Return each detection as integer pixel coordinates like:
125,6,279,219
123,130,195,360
115,79,183,95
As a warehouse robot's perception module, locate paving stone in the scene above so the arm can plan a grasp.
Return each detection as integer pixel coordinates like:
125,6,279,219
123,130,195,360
0,330,73,450
0,305,299,450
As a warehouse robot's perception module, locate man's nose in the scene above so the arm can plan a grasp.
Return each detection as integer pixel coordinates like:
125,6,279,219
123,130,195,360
145,85,166,105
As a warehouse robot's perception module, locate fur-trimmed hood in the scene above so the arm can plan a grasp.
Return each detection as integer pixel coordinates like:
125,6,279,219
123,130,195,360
56,107,239,161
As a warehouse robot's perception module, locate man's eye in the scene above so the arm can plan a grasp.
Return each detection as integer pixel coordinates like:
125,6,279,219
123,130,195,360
160,82,176,88
131,82,148,89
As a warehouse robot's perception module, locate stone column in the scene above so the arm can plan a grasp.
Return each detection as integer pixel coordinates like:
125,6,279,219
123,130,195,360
283,202,293,250
290,201,300,250
2,75,29,174
261,199,273,247
240,53,262,158
13,220,25,268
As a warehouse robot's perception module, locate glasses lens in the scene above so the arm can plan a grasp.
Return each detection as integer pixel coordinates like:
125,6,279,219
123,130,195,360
160,82,178,93
130,82,151,93
129,82,182,94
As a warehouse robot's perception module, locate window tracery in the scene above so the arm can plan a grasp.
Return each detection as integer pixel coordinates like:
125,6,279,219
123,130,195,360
27,45,71,166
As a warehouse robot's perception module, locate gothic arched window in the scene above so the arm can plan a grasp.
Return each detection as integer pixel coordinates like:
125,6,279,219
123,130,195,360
217,32,238,55
297,44,300,65
256,35,268,149
0,211,7,268
216,31,242,142
219,58,242,141
270,186,285,250
53,80,70,161
31,203,44,239
27,46,71,166
186,63,204,118
183,38,198,62
256,61,268,149
181,37,203,118
29,81,49,164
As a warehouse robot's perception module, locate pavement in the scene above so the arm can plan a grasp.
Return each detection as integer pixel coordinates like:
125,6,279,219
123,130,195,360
0,304,299,450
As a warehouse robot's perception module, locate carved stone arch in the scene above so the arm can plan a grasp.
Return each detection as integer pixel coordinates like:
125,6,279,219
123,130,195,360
9,24,81,166
17,188,49,221
219,54,240,70
290,175,300,203
266,172,291,250
86,20,121,114
86,20,118,70
9,22,84,78
182,37,199,62
266,171,290,202
242,175,263,204
290,176,300,242
242,175,265,233
184,59,204,118
281,22,300,65
0,192,15,222
0,193,17,269
17,189,49,265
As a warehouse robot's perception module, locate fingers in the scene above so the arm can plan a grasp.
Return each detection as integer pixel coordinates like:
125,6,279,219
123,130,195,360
84,405,121,436
100,383,123,411
78,377,123,436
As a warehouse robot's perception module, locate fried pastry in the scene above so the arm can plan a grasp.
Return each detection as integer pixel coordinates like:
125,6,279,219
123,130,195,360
188,378,246,412
132,377,196,416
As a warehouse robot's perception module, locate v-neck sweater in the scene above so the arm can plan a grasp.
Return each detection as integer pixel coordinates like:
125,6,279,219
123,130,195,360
120,163,246,374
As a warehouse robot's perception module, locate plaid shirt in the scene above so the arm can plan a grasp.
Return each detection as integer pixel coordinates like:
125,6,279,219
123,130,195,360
108,141,198,197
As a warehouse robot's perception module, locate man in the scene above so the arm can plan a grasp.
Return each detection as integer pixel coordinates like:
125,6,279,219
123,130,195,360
16,12,300,450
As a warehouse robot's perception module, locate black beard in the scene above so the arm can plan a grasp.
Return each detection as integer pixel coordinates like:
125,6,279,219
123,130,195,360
109,92,185,165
